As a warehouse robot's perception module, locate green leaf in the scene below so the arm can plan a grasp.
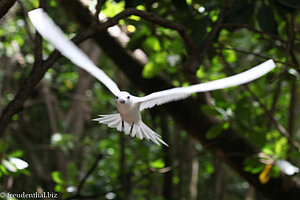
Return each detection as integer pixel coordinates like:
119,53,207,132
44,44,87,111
126,27,149,50
54,184,64,193
102,0,125,17
271,165,281,178
0,140,9,152
257,3,278,34
223,49,236,63
206,124,223,139
201,105,220,116
51,171,65,184
249,129,266,147
142,52,167,78
243,156,264,174
8,150,23,158
196,66,205,79
0,164,9,175
68,162,78,181
150,159,165,168
143,36,161,52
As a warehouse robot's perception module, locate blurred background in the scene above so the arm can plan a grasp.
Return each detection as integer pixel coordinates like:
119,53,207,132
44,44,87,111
0,0,300,199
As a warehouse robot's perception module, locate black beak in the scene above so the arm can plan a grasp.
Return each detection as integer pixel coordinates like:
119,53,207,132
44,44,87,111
120,99,125,104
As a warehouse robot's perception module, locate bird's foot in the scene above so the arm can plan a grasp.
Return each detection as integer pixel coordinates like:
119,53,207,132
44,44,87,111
130,123,134,134
122,120,124,132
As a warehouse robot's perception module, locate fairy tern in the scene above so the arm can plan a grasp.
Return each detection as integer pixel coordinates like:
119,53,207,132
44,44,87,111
28,9,276,146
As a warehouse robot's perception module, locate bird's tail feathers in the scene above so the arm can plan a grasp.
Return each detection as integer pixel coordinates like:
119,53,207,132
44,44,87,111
93,114,168,146
139,121,168,146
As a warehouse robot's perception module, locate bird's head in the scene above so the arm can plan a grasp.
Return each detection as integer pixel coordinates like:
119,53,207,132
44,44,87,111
115,91,132,105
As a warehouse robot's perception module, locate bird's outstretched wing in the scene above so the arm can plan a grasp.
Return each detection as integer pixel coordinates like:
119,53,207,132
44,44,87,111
137,59,276,111
28,9,120,96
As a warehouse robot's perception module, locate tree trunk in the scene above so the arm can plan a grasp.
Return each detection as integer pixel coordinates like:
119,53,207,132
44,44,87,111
161,116,174,200
0,0,17,19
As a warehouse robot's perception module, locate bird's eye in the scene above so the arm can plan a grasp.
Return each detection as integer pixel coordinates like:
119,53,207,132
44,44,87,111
127,96,130,99
115,96,119,99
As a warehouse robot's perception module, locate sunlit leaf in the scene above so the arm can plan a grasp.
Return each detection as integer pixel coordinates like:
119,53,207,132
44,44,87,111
223,49,236,63
102,0,125,17
150,159,165,168
142,52,167,78
196,66,205,79
143,37,161,51
52,171,65,184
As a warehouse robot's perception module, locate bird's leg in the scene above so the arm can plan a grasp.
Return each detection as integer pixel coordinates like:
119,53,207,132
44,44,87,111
130,123,134,134
122,120,124,132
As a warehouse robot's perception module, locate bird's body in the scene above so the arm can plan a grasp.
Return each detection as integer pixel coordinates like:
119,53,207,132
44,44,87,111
94,91,168,145
28,9,276,146
116,92,141,125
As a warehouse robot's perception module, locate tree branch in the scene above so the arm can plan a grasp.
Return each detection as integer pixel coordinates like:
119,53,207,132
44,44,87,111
0,0,17,19
221,23,285,43
99,8,197,59
197,0,235,66
76,154,103,196
219,53,299,152
287,12,299,135
0,28,96,136
214,46,299,69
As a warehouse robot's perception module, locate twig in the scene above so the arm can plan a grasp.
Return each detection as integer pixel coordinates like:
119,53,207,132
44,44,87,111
94,0,103,19
270,15,293,82
0,28,96,136
12,128,52,183
267,81,282,130
287,12,299,138
96,8,197,60
219,54,299,152
65,150,204,200
65,170,151,200
221,23,285,43
18,1,34,42
38,83,58,133
214,46,299,69
92,0,103,25
75,153,103,196
245,85,299,151
197,0,235,65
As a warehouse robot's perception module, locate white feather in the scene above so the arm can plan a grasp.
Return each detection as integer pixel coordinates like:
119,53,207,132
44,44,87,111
93,114,168,146
137,59,276,110
28,9,120,96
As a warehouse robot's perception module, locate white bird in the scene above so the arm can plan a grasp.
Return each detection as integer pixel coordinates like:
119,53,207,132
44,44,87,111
28,9,276,146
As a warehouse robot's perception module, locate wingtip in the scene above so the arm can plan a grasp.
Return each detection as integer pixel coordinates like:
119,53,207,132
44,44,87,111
28,8,44,18
266,59,276,69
